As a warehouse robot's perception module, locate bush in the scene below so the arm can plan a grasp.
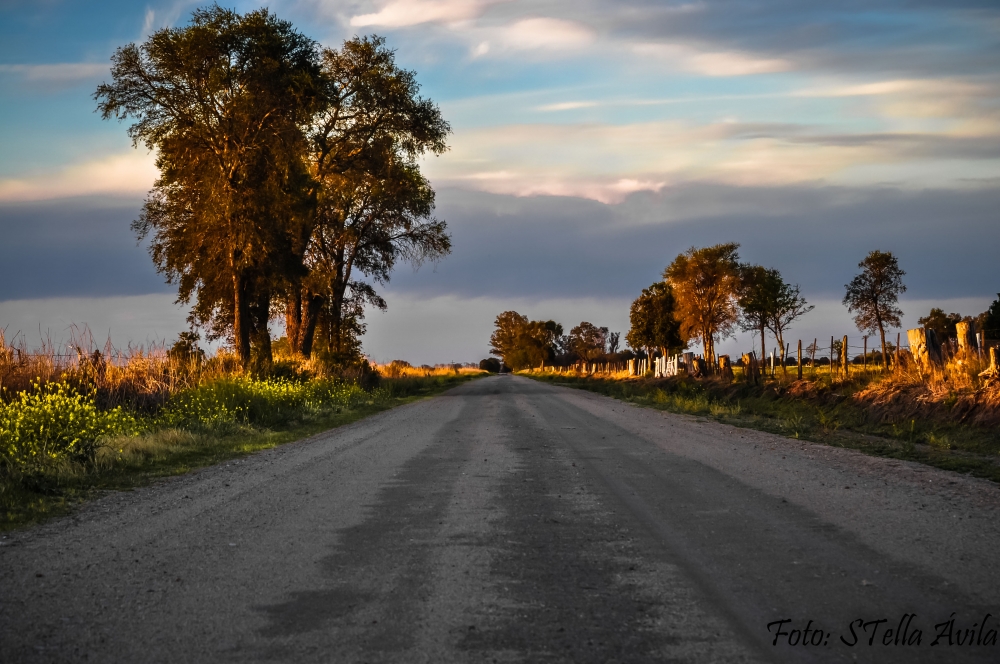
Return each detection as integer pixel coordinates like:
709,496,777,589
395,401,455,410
479,358,501,373
157,377,372,432
0,382,140,472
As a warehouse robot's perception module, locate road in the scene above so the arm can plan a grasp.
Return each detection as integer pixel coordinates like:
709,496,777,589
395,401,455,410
2,375,999,663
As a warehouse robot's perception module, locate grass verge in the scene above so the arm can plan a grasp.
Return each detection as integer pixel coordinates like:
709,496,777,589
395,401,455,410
527,373,1000,483
1,373,480,532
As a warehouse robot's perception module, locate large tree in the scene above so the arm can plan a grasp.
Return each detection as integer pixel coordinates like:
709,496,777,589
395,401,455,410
664,243,741,368
843,250,906,368
97,6,321,368
285,36,451,361
626,281,685,361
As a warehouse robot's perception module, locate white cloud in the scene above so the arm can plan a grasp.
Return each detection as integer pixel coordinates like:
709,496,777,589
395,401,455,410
634,43,792,76
424,114,1000,201
0,151,157,202
0,63,108,86
535,101,599,112
494,17,595,51
350,0,501,27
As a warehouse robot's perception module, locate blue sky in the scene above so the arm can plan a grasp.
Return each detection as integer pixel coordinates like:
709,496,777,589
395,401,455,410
2,1,999,362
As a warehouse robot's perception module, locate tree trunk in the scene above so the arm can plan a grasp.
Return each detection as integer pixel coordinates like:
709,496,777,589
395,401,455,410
299,294,324,358
879,323,887,369
285,289,303,355
233,273,251,369
251,288,273,367
777,332,787,375
760,324,766,370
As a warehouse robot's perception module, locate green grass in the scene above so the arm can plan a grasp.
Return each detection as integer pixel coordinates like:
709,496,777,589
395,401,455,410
1,373,482,531
527,373,1000,483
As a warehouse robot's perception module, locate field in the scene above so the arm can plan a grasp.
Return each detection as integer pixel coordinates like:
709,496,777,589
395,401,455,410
0,331,485,530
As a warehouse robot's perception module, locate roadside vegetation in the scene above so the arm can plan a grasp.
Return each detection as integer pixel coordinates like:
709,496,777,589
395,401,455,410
0,332,483,531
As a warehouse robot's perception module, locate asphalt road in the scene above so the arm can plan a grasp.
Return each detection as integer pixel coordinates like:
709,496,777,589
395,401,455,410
2,375,999,663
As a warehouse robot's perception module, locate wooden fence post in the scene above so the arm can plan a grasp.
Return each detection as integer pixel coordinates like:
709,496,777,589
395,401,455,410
863,336,867,372
843,335,849,377
830,336,835,377
797,339,802,380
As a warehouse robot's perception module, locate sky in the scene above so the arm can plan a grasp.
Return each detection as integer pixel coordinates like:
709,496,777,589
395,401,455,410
2,0,999,363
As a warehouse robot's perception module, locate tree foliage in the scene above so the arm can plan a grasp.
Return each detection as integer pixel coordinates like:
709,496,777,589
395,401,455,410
568,322,608,362
286,36,451,362
97,8,449,369
97,6,321,368
626,282,685,359
737,265,811,369
664,243,741,366
843,250,906,367
918,308,965,343
489,311,563,371
978,295,1000,341
768,279,813,372
737,265,780,362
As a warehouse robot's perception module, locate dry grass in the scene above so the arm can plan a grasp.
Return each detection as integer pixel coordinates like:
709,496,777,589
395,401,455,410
0,327,239,412
855,350,1000,428
372,359,483,378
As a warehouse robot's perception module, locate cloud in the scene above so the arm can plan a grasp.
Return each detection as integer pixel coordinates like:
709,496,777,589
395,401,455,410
350,0,501,27
424,115,1000,201
0,197,165,300
536,101,600,112
0,151,157,202
487,17,595,52
633,42,792,76
391,184,1000,303
0,63,109,90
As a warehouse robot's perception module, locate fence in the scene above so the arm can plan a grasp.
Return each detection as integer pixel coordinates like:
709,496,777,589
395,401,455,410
528,327,999,382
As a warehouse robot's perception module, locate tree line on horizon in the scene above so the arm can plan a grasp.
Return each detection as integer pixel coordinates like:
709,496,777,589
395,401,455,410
96,7,450,370
488,242,1000,373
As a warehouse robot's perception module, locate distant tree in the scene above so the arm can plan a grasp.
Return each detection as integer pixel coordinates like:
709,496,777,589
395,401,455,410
97,6,322,368
490,311,528,365
489,311,562,370
737,265,780,363
607,331,621,355
168,331,205,363
664,243,741,367
626,281,685,361
569,322,607,361
843,250,906,368
917,308,964,343
805,339,820,365
523,320,564,368
768,279,813,374
978,294,1000,341
479,357,501,373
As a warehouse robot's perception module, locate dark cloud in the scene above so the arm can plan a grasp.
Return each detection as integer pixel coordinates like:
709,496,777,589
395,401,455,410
388,183,1000,302
0,196,169,300
573,0,1000,79
4,184,997,313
